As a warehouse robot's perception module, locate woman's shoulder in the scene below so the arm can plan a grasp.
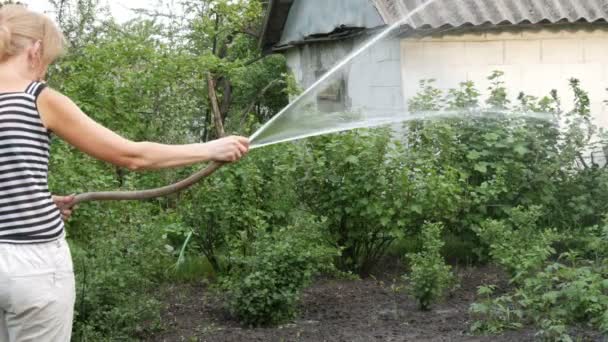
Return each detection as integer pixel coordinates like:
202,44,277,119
37,84,67,103
25,81,48,97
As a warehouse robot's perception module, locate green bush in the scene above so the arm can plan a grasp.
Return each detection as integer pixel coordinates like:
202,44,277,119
177,144,299,274
471,215,608,338
470,285,523,334
521,263,608,337
475,206,559,282
295,128,405,276
404,75,608,237
219,219,336,326
405,222,455,310
472,260,608,339
70,203,173,341
37,6,608,337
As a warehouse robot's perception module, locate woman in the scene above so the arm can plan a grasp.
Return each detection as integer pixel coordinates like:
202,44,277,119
0,5,249,341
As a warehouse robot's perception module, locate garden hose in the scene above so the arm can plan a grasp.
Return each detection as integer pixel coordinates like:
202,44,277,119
71,161,226,206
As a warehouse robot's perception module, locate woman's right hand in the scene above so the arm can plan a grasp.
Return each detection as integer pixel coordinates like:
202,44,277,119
204,136,250,162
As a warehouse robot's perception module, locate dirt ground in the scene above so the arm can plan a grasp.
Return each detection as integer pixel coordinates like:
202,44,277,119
147,265,604,342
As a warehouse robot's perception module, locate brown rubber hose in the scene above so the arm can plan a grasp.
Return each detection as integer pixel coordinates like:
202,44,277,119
72,161,225,206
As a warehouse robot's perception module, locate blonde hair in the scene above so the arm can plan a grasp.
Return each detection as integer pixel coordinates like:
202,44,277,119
0,4,66,65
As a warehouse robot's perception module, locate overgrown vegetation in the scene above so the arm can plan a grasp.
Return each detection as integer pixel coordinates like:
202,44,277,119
70,202,173,340
471,214,608,340
404,73,608,340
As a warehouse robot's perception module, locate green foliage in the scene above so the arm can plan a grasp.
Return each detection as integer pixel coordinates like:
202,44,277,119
41,0,292,338
404,72,608,236
70,202,173,341
445,81,480,109
32,0,608,335
472,258,608,339
475,206,559,283
470,285,523,334
408,79,443,112
176,144,298,274
521,262,608,337
404,73,608,337
295,128,405,276
472,215,608,339
486,70,510,109
219,220,336,327
48,54,608,338
404,222,455,310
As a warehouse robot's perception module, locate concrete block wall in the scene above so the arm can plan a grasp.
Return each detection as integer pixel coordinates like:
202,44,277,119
284,36,405,117
401,27,608,127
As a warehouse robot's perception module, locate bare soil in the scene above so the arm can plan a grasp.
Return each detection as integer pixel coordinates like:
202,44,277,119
146,265,604,342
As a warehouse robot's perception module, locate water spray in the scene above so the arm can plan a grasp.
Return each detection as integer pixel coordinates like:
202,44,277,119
71,0,440,205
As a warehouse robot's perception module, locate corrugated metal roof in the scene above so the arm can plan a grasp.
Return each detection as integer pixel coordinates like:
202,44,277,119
260,0,384,53
279,0,384,46
261,0,608,52
372,0,608,28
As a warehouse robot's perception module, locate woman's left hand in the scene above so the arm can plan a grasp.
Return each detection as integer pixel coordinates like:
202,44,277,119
52,195,76,220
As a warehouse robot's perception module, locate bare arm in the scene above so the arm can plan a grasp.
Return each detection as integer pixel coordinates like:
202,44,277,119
37,88,248,170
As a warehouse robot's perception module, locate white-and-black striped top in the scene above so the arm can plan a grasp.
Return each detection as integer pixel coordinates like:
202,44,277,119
0,81,64,244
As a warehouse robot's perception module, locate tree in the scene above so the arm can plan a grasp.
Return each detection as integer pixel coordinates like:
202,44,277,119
182,0,288,138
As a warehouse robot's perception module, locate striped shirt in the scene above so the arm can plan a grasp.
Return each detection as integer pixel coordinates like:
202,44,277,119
0,81,64,244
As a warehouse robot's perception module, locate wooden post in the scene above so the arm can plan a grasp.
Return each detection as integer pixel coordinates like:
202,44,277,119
207,73,225,138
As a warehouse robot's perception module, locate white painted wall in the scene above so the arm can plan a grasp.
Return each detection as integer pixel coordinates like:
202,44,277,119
284,37,404,115
401,27,608,127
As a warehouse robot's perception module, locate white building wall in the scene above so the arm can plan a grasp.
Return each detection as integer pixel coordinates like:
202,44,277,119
283,36,404,114
401,28,608,127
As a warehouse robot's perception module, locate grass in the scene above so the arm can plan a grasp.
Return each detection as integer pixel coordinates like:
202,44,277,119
170,255,216,282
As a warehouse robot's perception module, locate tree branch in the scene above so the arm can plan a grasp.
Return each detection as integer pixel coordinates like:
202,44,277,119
239,78,282,128
238,29,260,39
207,73,225,138
212,12,220,56
218,77,232,121
577,152,589,170
244,55,265,66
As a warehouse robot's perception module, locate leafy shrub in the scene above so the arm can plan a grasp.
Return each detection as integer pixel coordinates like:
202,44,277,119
405,222,455,310
472,215,608,338
219,219,336,326
521,262,608,337
177,144,299,274
39,15,608,338
472,260,608,339
70,202,173,341
405,74,608,236
470,285,523,334
474,206,559,282
295,128,405,276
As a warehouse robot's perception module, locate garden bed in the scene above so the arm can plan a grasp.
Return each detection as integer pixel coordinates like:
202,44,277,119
147,265,603,342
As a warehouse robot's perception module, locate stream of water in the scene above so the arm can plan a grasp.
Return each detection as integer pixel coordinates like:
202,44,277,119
248,0,556,149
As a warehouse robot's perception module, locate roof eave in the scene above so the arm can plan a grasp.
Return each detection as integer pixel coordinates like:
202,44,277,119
259,0,295,55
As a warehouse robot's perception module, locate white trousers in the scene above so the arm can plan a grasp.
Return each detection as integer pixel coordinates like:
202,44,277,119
0,238,75,342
